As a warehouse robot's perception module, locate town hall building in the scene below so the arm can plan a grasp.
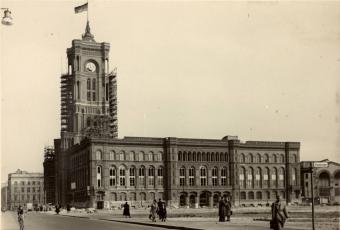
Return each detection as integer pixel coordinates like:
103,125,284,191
52,21,301,209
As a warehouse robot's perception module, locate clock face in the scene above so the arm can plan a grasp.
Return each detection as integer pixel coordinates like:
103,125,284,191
86,62,96,72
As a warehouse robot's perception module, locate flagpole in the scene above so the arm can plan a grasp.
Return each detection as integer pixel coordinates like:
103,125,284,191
87,0,89,22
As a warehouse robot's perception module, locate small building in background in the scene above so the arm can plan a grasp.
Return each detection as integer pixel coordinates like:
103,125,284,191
7,169,44,210
1,182,8,210
300,159,340,205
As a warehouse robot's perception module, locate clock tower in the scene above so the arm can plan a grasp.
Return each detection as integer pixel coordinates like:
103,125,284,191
60,21,118,150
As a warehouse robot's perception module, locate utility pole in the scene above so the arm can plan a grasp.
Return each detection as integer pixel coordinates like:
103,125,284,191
310,167,315,230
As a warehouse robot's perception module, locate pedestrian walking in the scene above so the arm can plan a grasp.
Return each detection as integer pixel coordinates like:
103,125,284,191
159,202,167,222
123,202,131,218
271,195,289,230
17,205,24,230
157,199,162,219
149,200,157,222
225,196,232,222
218,196,226,222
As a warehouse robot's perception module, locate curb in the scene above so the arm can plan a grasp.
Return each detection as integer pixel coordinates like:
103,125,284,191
98,218,204,230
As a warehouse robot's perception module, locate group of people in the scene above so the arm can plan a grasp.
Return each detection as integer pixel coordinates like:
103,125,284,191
150,199,167,222
217,195,288,230
218,196,232,222
47,194,288,230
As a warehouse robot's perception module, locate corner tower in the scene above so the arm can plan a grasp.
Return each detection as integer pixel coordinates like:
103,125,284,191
60,22,118,150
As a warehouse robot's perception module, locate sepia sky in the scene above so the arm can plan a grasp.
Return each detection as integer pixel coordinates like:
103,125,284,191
1,0,340,182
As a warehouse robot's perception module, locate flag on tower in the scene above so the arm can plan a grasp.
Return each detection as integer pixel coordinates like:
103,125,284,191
74,2,88,14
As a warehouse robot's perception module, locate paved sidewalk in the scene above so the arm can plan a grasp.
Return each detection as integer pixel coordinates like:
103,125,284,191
45,209,340,230
1,212,20,230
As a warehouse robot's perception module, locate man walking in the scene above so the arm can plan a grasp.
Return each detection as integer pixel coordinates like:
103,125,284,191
271,195,289,230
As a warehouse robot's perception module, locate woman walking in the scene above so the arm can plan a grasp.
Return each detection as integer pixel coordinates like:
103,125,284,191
149,200,157,222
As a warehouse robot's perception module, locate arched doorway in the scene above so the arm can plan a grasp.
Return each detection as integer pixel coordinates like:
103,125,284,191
199,191,210,207
318,171,331,204
334,171,340,203
189,194,196,208
179,194,186,206
213,194,220,207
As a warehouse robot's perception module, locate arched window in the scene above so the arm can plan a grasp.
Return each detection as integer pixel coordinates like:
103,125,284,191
280,154,285,163
193,152,197,161
148,167,155,186
119,151,124,161
129,167,135,187
292,155,297,163
119,166,126,186
263,167,269,187
202,153,206,161
258,153,262,163
265,154,269,163
240,191,246,200
87,78,91,101
247,168,254,188
249,154,254,163
183,152,187,161
179,167,186,186
189,167,195,186
140,192,146,201
292,168,299,186
200,167,207,186
273,155,277,163
212,167,218,186
129,151,135,161
130,192,136,201
148,152,153,161
248,191,254,200
188,152,192,161
279,168,285,187
240,167,246,188
207,152,211,161
139,167,145,186
92,78,96,101
139,152,144,161
211,153,215,162
216,153,219,161
77,81,81,100
255,167,261,187
240,153,245,163
97,166,102,188
178,152,182,161
109,166,116,186
272,167,278,188
221,167,227,186
157,167,164,186
197,152,201,161
109,151,115,160
96,150,102,160
158,152,163,161
220,153,224,161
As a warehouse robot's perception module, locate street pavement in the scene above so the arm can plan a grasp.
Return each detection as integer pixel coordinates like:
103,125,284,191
1,211,167,230
1,210,339,230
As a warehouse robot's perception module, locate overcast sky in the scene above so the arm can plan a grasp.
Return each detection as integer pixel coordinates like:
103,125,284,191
1,0,340,182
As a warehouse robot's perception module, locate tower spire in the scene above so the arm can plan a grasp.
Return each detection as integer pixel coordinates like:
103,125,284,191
82,20,95,42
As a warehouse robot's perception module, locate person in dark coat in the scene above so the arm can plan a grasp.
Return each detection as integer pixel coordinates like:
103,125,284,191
218,196,226,222
157,199,162,219
159,202,167,222
271,195,289,230
225,196,232,221
123,202,131,218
